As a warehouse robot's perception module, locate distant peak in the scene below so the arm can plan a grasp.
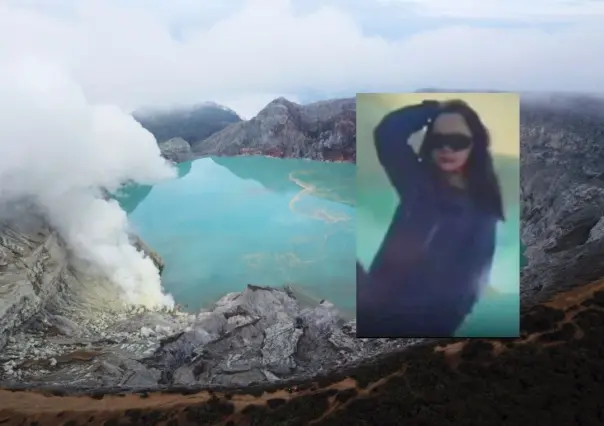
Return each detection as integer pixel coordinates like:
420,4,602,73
269,96,296,105
132,102,242,120
198,101,242,118
414,88,506,94
254,97,300,118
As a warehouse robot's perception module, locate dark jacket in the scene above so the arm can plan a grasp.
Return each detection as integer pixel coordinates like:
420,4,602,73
356,103,497,338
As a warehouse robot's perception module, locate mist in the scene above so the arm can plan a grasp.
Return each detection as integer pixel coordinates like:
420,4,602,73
0,55,177,308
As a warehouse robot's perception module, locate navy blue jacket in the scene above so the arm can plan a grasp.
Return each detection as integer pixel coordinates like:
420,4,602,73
356,103,497,338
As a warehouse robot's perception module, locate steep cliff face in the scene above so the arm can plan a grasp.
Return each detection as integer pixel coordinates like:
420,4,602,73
191,98,356,162
520,95,604,298
0,212,165,353
0,216,67,351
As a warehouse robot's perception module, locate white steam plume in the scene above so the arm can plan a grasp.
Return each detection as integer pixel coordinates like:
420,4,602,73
0,55,176,308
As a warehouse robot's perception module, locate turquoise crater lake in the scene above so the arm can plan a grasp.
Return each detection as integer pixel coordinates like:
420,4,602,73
115,156,356,313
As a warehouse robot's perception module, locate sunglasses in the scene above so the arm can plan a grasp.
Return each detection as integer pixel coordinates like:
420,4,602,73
426,134,473,152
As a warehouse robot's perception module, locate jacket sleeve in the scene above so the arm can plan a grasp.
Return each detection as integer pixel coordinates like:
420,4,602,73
373,103,440,197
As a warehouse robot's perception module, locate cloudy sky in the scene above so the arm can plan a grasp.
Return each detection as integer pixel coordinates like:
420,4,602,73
1,0,603,118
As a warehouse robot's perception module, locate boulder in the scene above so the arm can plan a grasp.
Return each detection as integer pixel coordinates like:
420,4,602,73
158,137,193,163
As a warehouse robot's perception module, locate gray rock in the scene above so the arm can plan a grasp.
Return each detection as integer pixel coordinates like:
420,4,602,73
171,364,196,385
195,311,228,336
521,94,604,298
0,214,68,351
139,284,415,388
261,320,302,373
587,216,604,242
130,234,164,273
47,314,86,337
158,137,193,163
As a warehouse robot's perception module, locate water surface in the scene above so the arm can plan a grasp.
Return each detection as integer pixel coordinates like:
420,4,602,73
115,156,356,313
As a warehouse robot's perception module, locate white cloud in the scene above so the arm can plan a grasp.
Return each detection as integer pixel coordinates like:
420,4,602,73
0,0,602,118
379,0,604,21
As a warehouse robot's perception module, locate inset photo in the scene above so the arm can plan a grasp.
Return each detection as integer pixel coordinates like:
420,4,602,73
356,92,520,338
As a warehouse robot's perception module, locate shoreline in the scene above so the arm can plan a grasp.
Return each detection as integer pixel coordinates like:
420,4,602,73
187,152,356,164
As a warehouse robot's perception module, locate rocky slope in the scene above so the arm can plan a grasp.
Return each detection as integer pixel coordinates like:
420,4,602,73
520,94,604,298
133,103,242,146
0,238,413,388
2,278,601,425
190,97,356,162
0,209,165,355
0,214,64,352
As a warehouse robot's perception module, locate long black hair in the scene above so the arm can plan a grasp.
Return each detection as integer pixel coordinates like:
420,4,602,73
418,100,505,221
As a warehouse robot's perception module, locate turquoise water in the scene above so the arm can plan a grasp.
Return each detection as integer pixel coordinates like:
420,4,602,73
115,156,356,313
357,183,521,338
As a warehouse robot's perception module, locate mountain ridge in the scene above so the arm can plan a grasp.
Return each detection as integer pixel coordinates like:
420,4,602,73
190,97,356,162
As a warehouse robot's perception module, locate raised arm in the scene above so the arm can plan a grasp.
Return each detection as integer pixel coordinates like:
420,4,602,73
374,102,440,197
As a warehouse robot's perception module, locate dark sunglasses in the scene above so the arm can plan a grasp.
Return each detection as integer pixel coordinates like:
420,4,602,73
426,134,473,152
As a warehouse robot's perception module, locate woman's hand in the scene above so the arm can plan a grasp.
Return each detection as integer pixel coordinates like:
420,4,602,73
439,99,471,110
420,100,441,124
421,100,440,109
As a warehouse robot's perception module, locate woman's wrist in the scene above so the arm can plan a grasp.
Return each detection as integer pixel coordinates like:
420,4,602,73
421,100,440,108
420,100,441,121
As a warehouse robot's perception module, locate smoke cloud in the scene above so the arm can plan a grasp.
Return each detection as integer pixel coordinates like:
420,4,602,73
0,55,176,308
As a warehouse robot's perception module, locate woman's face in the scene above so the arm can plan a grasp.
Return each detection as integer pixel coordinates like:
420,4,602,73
429,113,473,173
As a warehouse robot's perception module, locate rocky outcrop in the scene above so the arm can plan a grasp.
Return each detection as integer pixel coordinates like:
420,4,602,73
144,285,412,388
130,234,164,274
157,137,193,163
0,281,414,388
191,97,356,162
520,95,604,299
0,216,67,351
0,211,164,353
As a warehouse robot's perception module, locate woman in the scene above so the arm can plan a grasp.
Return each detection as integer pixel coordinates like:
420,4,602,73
356,99,504,338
